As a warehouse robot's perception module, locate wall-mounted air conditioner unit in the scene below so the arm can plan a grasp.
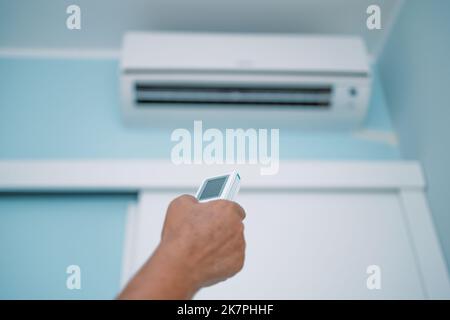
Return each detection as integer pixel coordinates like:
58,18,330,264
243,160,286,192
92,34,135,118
120,32,371,129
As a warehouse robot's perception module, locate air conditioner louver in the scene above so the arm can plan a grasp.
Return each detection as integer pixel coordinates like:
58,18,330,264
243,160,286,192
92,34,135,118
134,84,332,107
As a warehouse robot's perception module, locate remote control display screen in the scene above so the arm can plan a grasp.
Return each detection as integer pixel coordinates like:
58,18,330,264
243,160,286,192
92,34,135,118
198,175,228,200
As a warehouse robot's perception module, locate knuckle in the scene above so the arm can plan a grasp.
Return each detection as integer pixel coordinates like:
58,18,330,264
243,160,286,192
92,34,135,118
217,199,231,209
229,201,240,211
179,194,196,203
168,197,182,210
230,202,246,220
167,200,177,212
212,200,233,214
208,199,223,209
168,195,191,212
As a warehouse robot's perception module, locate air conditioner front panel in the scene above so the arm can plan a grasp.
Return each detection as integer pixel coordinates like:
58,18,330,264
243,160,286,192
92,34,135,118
120,32,371,129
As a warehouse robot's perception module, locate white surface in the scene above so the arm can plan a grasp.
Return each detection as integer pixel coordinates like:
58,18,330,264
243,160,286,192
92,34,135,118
127,190,426,299
0,160,425,191
204,192,424,299
0,0,402,58
399,190,450,299
122,32,369,73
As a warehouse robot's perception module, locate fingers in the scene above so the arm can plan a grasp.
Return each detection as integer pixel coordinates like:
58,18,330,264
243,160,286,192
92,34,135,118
205,199,246,221
167,194,198,213
226,200,246,221
177,194,198,204
232,202,246,220
172,194,198,206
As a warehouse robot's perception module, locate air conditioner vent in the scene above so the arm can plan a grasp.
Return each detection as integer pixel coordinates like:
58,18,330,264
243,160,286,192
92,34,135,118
135,84,332,107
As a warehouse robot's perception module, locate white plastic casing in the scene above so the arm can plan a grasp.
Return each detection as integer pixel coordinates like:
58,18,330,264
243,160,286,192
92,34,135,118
196,171,241,202
120,32,371,129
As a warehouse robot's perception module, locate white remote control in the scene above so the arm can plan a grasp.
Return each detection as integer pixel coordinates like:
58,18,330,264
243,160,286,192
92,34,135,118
195,170,241,202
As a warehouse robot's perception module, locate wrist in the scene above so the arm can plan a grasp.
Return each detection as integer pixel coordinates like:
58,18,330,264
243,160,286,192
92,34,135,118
150,240,200,299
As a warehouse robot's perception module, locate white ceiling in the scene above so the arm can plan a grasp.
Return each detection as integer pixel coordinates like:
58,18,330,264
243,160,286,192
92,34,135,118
0,0,402,58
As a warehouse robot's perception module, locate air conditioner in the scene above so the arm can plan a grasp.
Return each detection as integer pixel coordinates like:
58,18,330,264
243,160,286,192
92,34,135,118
120,32,371,129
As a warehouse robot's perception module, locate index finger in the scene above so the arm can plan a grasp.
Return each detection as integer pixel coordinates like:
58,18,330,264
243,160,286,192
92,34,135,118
232,201,246,220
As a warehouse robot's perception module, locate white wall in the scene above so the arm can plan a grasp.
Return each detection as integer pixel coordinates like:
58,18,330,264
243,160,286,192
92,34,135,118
0,0,401,56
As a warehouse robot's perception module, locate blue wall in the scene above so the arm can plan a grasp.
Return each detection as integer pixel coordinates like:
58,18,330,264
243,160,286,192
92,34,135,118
0,57,399,160
378,0,450,271
0,194,134,299
0,56,400,299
